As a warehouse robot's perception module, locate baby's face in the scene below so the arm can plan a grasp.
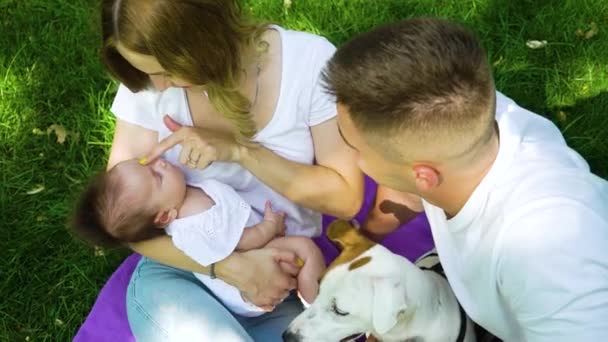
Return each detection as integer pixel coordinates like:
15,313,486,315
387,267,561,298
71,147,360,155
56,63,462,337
112,158,187,212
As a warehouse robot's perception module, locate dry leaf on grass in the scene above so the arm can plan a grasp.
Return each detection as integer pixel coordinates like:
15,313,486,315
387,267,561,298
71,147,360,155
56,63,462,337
47,124,68,144
526,40,548,49
94,246,106,257
26,184,45,195
39,123,79,144
284,0,292,9
576,22,598,40
557,111,568,123
492,55,505,67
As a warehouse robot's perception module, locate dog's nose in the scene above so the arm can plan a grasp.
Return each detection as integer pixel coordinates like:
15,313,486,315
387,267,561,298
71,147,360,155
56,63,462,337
282,330,301,342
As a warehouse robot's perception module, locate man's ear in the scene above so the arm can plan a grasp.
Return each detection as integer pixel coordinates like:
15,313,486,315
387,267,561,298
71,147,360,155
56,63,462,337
153,208,178,227
412,164,440,192
371,277,412,335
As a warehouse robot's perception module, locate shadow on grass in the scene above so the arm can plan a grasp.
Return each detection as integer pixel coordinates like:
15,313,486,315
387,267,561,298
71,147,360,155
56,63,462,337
550,91,608,176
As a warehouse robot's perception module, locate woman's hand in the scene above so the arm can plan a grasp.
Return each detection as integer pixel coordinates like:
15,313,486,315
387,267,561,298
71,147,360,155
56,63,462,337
217,247,300,310
144,115,245,169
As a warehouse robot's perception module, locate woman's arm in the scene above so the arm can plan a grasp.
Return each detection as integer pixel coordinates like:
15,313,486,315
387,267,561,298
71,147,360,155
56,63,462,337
240,118,364,219
108,119,298,307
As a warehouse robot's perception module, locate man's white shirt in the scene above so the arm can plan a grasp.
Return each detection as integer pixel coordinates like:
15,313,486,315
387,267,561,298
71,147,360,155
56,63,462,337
424,91,608,341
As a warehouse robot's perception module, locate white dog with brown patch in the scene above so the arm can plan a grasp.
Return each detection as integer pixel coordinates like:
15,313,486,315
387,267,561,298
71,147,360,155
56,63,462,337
284,220,476,342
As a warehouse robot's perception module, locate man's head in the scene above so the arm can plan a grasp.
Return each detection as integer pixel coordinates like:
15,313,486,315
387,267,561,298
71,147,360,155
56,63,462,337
71,158,186,246
323,18,496,194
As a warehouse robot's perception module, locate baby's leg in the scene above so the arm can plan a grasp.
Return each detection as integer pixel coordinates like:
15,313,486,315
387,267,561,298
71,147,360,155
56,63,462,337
265,236,326,304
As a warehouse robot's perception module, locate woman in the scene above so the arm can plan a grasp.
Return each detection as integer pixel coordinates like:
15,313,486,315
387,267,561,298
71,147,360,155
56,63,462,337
100,0,363,340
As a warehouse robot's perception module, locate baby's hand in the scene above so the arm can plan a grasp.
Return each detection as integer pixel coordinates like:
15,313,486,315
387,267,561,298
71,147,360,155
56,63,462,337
263,201,286,236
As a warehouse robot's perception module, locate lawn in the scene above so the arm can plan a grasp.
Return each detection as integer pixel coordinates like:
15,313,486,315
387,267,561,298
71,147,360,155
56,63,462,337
1,0,607,340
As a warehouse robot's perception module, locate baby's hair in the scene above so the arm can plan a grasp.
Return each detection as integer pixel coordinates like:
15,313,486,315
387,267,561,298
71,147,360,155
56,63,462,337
70,169,165,248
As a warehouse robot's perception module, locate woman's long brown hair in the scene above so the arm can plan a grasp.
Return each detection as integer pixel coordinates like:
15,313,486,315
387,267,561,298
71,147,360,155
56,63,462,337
101,0,268,139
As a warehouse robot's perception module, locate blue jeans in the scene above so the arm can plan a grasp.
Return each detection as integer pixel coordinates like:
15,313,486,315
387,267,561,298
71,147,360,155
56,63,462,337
126,257,303,341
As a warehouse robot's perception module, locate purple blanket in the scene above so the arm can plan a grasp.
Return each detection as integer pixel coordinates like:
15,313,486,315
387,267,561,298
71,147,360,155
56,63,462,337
73,177,434,341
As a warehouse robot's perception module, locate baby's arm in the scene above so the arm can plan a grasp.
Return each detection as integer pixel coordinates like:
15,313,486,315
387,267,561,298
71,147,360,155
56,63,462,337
265,236,326,304
236,202,285,251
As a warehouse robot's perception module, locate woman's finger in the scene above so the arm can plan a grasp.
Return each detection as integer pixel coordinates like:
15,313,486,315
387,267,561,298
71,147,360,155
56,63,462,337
178,145,192,166
194,145,216,169
273,249,299,268
270,291,291,306
195,154,214,169
185,148,202,169
163,114,183,132
278,261,300,277
145,131,184,163
261,305,275,312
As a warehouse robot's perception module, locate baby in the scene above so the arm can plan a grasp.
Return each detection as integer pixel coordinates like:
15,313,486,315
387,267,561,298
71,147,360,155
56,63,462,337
72,157,325,316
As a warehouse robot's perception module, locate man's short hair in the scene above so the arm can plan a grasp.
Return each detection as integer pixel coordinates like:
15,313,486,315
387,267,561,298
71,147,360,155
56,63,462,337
323,18,496,160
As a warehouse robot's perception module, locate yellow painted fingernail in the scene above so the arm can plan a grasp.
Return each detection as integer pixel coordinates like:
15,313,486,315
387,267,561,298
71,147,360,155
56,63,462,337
296,258,304,267
138,157,147,165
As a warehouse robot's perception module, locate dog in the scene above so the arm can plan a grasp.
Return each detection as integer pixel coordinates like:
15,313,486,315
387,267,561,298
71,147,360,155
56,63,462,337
283,220,476,342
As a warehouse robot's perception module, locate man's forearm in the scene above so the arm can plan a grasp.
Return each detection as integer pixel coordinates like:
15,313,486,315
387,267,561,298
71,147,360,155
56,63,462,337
240,145,362,219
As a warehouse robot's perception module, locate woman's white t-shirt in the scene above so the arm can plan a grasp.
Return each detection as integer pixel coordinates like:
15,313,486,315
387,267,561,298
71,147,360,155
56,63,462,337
111,26,337,242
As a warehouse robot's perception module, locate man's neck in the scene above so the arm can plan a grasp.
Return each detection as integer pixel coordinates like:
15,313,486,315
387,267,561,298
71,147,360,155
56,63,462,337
425,126,500,218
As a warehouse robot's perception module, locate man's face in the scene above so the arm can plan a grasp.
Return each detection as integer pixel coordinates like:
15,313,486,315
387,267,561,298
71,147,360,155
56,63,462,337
337,104,415,193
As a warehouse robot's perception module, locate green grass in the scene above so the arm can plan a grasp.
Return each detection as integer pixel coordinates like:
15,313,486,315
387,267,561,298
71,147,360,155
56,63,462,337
1,0,606,340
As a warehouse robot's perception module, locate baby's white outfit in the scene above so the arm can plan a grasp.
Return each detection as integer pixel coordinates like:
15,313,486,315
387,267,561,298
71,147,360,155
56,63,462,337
165,179,266,317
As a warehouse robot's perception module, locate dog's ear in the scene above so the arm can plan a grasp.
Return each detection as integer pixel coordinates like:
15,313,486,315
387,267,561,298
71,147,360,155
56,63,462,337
327,220,355,248
327,220,371,249
371,277,411,335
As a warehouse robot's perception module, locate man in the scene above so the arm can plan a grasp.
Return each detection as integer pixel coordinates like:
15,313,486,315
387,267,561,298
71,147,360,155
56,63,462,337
325,18,608,341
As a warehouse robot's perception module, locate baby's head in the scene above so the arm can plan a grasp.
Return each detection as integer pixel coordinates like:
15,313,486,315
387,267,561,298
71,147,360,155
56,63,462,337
72,158,187,247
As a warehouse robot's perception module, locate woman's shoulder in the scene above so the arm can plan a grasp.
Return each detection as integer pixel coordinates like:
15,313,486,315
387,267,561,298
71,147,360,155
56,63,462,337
271,25,336,61
111,84,189,131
